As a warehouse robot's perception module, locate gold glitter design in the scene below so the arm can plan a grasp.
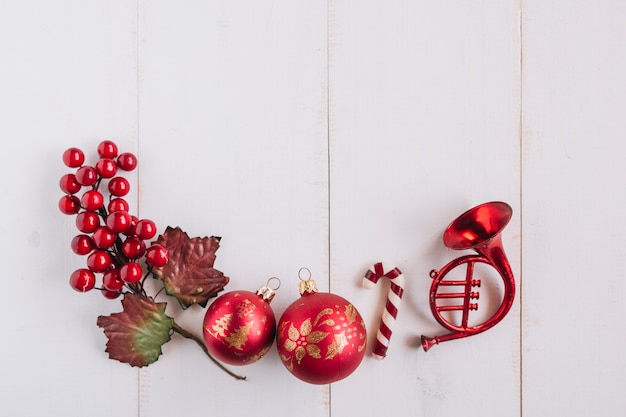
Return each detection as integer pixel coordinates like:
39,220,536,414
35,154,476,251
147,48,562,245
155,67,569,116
236,299,256,318
314,308,334,326
306,344,321,359
295,345,306,363
225,321,253,350
281,354,294,372
325,331,348,360
208,313,232,338
283,319,330,365
344,304,357,324
358,319,367,352
281,303,366,369
249,346,271,363
307,330,329,343
300,319,312,336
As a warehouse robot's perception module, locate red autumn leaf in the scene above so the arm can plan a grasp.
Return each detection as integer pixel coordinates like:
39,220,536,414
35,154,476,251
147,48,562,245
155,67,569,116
151,226,229,309
96,294,173,367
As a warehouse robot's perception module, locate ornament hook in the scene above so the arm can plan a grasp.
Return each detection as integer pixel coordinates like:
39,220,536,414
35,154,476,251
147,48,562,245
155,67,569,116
298,267,312,281
265,276,281,291
297,267,317,294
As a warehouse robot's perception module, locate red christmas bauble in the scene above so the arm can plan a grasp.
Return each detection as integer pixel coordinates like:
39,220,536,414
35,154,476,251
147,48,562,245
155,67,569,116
202,280,278,366
276,273,367,384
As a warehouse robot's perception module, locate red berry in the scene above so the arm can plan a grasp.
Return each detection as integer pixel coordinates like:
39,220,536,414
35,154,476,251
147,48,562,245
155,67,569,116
146,244,169,267
69,269,96,292
108,177,130,197
92,226,117,249
102,269,124,291
121,237,146,259
59,195,81,215
102,290,121,299
63,148,85,168
75,166,98,186
80,190,104,211
97,140,118,158
108,198,129,213
87,250,112,272
106,210,131,233
117,152,137,171
75,211,100,233
59,174,81,194
135,219,157,240
95,158,118,178
120,262,143,283
123,215,139,236
71,234,94,255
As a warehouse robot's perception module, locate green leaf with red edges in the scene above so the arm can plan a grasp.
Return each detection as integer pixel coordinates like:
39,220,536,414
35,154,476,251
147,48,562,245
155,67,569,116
96,294,173,367
151,226,229,309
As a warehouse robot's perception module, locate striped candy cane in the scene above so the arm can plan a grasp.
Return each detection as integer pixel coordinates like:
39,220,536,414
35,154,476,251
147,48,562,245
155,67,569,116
363,262,405,359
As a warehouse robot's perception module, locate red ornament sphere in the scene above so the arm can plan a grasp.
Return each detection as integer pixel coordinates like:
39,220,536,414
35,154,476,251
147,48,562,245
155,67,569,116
203,288,277,366
276,277,367,385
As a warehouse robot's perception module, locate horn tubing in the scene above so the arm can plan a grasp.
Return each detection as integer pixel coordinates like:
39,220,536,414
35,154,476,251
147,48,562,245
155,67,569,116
461,258,475,327
422,231,515,351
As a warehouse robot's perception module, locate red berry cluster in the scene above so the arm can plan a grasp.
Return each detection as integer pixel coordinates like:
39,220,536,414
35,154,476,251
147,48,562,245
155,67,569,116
59,140,169,298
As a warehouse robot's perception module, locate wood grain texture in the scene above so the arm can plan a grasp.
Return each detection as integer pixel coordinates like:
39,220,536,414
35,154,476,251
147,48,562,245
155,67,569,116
2,1,625,416
329,1,520,416
0,1,139,416
521,1,626,415
135,1,330,415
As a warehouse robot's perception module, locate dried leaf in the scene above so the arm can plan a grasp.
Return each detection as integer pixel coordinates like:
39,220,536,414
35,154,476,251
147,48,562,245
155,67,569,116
96,294,173,367
151,226,229,309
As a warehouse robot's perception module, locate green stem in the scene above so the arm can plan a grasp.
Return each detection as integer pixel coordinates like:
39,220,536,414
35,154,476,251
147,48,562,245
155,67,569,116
171,321,246,381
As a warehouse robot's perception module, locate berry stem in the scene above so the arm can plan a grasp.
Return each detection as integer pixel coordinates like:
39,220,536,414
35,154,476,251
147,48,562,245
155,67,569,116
171,321,246,381
96,206,128,268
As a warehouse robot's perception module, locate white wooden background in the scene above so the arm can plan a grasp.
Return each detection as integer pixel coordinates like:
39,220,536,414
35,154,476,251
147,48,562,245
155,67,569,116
1,1,625,416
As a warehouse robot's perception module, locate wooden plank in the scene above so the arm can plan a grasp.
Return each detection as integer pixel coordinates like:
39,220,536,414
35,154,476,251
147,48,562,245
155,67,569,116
9,1,626,415
135,1,330,415
0,1,139,416
521,1,626,414
329,1,521,416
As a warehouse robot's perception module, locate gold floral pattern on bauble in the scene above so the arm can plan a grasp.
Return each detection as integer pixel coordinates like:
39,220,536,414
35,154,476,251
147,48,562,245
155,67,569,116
280,304,366,367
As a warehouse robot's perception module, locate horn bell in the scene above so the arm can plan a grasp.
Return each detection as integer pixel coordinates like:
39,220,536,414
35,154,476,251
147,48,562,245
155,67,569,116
443,201,512,251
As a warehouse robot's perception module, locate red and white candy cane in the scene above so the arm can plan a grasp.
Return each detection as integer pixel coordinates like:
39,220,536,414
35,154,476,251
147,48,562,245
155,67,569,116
363,262,405,359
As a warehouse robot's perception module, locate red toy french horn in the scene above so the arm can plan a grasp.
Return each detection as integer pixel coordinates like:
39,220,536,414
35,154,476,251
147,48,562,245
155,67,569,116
421,201,515,351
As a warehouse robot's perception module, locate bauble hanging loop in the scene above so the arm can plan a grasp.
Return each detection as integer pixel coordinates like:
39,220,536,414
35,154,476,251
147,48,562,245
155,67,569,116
297,267,317,294
276,268,367,384
202,277,281,366
257,276,280,302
